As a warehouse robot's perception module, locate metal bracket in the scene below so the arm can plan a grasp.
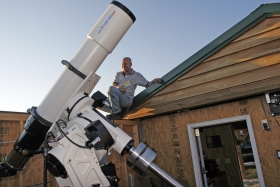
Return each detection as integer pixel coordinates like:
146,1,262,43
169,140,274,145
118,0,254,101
61,60,86,79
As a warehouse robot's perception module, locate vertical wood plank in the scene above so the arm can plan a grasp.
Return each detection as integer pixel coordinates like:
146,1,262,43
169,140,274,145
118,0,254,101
132,125,139,146
51,176,59,187
18,121,24,187
119,124,129,187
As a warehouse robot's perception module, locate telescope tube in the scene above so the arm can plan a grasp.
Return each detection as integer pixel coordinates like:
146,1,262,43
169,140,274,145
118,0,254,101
38,0,136,122
3,1,135,173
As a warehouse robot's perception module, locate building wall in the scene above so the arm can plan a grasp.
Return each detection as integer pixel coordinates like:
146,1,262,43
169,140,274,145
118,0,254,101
140,96,280,187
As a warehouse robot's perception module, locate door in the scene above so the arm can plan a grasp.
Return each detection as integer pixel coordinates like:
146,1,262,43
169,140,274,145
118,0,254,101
188,115,265,187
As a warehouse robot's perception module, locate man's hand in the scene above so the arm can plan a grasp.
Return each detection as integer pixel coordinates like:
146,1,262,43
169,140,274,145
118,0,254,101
118,86,126,94
113,83,126,94
153,78,161,83
147,78,161,87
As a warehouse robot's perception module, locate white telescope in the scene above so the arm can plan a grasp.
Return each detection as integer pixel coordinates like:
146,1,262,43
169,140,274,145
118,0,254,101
0,1,184,187
38,1,136,122
2,0,136,178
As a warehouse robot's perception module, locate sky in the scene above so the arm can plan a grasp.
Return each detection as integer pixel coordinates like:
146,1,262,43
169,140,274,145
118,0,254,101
0,0,276,113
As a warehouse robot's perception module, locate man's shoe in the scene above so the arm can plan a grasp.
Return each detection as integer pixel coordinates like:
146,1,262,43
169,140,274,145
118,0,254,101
120,107,128,118
106,112,122,120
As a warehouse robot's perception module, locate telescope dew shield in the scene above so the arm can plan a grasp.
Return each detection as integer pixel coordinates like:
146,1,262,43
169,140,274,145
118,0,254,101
87,1,136,53
37,0,136,122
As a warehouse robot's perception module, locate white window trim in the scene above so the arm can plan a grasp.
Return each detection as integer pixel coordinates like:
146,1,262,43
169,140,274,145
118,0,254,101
187,115,265,187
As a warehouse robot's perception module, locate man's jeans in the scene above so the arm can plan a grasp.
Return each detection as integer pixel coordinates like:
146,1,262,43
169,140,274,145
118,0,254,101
107,86,133,114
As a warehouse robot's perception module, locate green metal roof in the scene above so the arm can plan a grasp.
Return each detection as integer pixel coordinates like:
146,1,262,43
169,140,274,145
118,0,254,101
129,3,280,111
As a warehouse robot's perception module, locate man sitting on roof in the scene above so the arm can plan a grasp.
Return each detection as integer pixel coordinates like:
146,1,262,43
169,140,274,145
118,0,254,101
104,57,161,120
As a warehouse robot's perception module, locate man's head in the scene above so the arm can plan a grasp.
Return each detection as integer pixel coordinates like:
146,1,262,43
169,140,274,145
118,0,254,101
122,57,132,74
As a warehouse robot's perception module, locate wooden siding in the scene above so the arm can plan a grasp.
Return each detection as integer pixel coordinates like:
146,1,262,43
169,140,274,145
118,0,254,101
127,17,280,119
140,96,280,187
